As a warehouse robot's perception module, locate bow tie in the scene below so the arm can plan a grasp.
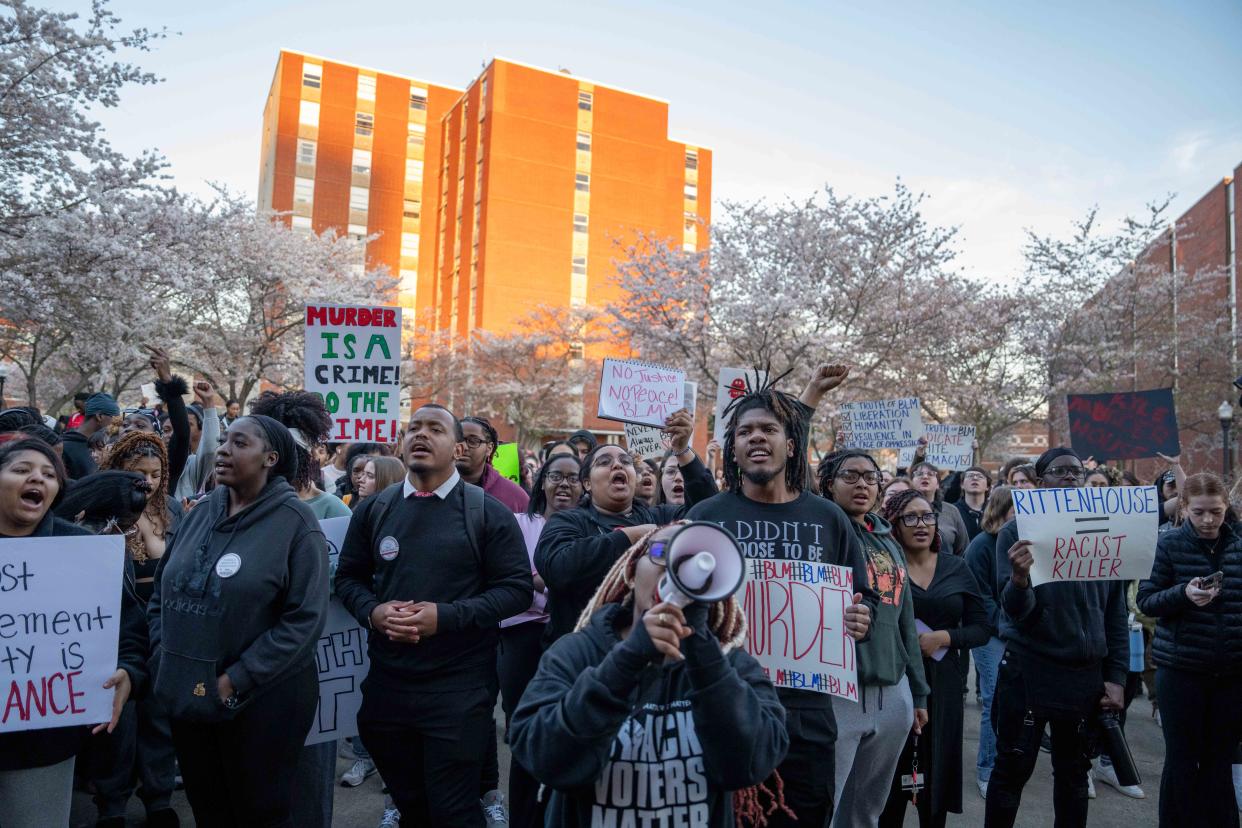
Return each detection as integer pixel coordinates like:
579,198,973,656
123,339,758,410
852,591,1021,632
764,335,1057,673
412,491,434,498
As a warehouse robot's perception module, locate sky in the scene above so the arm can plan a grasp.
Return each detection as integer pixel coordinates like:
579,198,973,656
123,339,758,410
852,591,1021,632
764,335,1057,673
62,0,1242,283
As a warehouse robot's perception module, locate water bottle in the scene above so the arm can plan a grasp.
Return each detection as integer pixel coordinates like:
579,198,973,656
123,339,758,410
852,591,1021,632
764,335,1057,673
1128,617,1144,674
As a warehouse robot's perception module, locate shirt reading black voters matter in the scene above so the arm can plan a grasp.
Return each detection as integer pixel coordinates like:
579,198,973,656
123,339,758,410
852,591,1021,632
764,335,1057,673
333,473,532,691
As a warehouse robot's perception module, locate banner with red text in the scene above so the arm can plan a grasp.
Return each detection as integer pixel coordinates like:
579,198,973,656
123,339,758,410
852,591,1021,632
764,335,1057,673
305,303,402,444
1,536,125,734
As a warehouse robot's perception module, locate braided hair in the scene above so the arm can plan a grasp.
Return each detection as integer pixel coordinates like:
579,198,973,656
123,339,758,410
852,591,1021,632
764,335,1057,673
815,449,880,498
573,528,791,827
720,369,809,494
249,390,334,491
880,487,942,556
100,431,170,563
460,415,499,450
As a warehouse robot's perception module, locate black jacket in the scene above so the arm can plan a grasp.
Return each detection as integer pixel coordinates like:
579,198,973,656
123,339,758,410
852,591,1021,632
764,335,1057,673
0,513,148,771
1137,520,1242,675
510,603,788,828
60,430,96,480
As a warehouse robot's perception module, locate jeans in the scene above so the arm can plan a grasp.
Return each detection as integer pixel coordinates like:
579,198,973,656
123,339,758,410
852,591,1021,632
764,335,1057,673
973,636,1005,783
90,694,177,818
292,740,337,828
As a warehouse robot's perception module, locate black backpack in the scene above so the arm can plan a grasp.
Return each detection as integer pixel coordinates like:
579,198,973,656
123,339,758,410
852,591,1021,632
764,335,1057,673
365,480,487,564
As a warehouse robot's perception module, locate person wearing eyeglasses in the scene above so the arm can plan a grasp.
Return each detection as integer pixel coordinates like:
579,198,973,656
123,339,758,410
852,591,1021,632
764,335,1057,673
955,466,992,543
985,448,1129,827
457,415,529,513
910,462,970,556
816,450,931,828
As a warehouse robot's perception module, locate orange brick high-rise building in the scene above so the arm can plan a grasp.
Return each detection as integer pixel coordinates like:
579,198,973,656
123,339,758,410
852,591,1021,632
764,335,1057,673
259,51,711,336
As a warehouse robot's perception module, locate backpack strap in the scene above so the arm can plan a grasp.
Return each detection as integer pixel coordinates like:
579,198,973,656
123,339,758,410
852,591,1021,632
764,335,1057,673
462,482,487,566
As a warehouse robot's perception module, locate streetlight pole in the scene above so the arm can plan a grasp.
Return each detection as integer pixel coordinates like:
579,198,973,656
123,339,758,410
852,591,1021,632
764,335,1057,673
1220,400,1236,482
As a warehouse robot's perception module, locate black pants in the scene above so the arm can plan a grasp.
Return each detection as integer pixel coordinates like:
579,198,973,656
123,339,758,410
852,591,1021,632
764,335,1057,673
984,655,1092,828
498,621,549,828
90,694,177,818
171,663,319,828
762,707,836,828
1156,668,1242,828
359,679,494,828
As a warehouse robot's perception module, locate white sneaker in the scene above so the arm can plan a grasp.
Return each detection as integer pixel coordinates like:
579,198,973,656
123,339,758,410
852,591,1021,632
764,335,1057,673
1086,771,1097,799
481,790,508,827
341,758,377,787
1094,758,1145,798
977,778,988,800
377,807,400,828
1232,764,1242,810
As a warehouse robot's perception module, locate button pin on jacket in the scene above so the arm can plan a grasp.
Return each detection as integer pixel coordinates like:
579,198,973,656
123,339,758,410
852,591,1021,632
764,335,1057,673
193,682,206,697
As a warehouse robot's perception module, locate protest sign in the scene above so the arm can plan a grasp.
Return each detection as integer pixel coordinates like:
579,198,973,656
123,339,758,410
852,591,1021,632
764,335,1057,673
838,397,923,451
740,558,859,702
306,516,369,745
1013,486,1159,586
1067,389,1180,461
898,424,976,471
712,368,767,443
1,536,125,734
305,303,402,445
140,382,159,405
492,443,520,484
597,359,685,428
683,381,698,414
624,422,666,460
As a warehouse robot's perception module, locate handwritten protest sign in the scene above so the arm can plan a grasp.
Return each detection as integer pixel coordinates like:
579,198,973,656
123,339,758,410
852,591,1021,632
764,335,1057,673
624,423,666,460
306,516,369,745
305,303,402,444
597,359,685,428
1,536,124,734
838,397,922,451
1013,486,1159,586
1067,389,1180,461
740,559,859,702
712,368,767,442
898,424,976,471
492,444,520,485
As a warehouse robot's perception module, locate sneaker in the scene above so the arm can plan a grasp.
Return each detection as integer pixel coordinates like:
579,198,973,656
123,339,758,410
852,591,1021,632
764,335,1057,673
378,807,401,828
339,739,356,760
481,789,508,827
341,758,377,787
1086,771,1097,799
1094,758,1145,798
977,778,988,800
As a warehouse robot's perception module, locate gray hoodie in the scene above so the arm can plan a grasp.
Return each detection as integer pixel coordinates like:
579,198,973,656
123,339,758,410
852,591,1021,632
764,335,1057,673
149,477,328,721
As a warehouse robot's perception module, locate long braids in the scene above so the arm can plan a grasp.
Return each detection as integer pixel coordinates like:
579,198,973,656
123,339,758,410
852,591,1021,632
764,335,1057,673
100,431,170,563
880,487,943,556
720,368,809,494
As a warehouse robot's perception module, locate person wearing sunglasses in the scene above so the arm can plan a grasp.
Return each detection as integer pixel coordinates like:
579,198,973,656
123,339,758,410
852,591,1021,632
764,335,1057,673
986,447,1129,827
876,488,991,828
511,524,788,828
815,450,931,828
121,407,162,436
457,415,529,514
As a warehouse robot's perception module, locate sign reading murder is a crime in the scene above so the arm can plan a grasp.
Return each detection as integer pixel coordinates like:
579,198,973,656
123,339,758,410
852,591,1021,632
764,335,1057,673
1066,389,1180,461
712,367,767,443
741,559,859,702
1013,486,1159,586
898,424,976,471
305,304,402,444
597,359,685,428
306,516,369,746
1,536,125,734
838,397,923,451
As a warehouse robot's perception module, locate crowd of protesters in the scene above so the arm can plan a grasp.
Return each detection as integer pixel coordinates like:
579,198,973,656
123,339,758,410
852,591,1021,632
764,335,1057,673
0,352,1239,828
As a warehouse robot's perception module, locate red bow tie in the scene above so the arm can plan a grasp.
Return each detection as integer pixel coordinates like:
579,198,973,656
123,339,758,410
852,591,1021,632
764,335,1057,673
413,491,434,498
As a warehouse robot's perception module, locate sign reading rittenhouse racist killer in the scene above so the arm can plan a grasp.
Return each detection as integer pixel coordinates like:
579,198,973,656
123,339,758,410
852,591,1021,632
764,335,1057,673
1066,388,1181,461
305,304,402,444
1,536,125,734
1013,486,1159,586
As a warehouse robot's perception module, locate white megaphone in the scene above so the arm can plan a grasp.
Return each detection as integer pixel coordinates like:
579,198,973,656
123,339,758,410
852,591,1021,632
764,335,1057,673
656,522,746,608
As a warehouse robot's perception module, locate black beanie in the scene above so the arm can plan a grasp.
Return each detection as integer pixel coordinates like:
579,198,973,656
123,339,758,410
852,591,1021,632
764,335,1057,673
1034,447,1080,479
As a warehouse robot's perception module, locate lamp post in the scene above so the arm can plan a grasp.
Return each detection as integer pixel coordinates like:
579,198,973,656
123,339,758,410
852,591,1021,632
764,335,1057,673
1221,400,1236,482
0,363,9,409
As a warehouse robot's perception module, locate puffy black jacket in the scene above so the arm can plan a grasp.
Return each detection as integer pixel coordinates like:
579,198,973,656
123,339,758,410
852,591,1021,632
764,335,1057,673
1136,520,1242,674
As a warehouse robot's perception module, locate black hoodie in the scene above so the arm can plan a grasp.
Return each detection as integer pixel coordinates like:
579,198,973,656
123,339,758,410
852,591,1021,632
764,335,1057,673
511,603,788,828
60,429,96,480
149,478,327,721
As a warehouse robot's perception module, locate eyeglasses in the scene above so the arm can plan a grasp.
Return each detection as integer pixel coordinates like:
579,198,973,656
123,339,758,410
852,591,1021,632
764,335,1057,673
899,512,938,528
646,539,669,568
1044,465,1085,480
836,470,881,485
963,472,989,482
544,471,579,485
592,452,635,469
461,436,492,449
911,469,939,479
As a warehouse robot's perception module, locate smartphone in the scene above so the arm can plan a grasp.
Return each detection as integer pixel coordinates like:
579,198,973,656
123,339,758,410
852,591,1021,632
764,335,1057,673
1198,571,1224,591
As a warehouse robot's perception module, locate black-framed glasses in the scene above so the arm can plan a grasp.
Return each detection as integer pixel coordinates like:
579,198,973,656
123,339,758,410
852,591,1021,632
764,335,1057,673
462,436,492,449
646,539,669,568
1045,465,1085,480
544,471,579,485
836,470,881,485
963,472,989,482
899,512,938,528
592,452,635,469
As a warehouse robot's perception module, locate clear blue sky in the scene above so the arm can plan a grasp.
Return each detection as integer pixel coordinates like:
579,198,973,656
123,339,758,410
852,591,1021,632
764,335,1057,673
64,0,1242,282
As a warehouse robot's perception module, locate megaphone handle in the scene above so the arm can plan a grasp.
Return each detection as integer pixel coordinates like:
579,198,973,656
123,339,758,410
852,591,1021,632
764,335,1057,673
657,575,695,609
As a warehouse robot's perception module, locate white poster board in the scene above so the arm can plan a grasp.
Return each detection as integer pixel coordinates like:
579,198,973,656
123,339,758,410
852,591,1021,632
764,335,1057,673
305,515,370,745
898,424,976,471
597,359,685,428
712,368,767,443
0,536,125,733
1013,486,1159,586
305,303,402,444
624,423,666,460
838,397,923,450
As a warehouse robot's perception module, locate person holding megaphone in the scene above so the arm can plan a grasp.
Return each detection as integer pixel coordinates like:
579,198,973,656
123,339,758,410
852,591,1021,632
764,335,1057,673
511,522,789,828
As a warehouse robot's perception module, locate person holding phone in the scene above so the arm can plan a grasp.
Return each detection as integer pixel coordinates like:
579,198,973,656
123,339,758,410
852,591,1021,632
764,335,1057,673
1138,472,1242,828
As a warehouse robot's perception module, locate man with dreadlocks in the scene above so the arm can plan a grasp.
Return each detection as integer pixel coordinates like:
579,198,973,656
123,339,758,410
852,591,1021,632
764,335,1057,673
686,364,878,828
511,524,790,827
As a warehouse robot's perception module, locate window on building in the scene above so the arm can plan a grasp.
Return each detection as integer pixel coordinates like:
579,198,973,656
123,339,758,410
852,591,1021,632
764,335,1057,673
407,122,425,148
299,100,319,127
684,183,697,201
351,148,371,175
293,177,314,203
357,74,376,101
684,212,697,231
578,91,593,111
572,256,587,275
575,173,590,192
410,86,428,111
574,213,589,233
406,158,424,180
349,186,369,213
576,132,591,152
403,199,421,220
302,63,322,89
291,215,312,231
479,79,488,119
297,139,316,165
685,150,698,170
401,232,419,258
348,223,368,237
568,341,585,360
355,112,373,136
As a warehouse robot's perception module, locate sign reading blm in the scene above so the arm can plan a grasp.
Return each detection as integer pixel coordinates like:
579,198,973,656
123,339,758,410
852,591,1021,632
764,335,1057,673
305,303,402,445
1066,388,1180,461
